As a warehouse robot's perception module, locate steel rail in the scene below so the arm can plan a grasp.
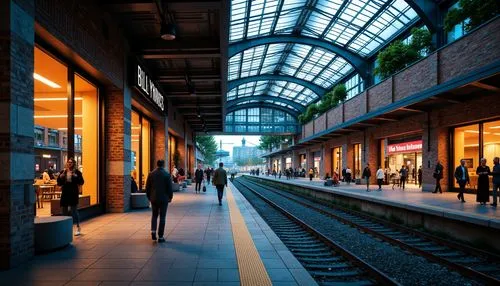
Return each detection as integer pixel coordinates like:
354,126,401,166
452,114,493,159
242,177,500,285
234,179,400,286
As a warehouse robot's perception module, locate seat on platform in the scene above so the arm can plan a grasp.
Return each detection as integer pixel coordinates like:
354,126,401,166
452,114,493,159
172,183,180,192
131,193,149,208
35,216,73,252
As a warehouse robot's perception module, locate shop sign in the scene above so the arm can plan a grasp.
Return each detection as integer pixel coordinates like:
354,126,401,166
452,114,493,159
387,140,422,154
133,64,165,112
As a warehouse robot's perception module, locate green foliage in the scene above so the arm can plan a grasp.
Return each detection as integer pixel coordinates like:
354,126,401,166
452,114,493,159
374,28,433,79
258,135,291,151
195,135,218,165
444,0,500,32
332,84,347,103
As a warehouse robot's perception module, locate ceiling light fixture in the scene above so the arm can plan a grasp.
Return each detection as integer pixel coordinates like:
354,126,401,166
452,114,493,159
34,97,83,101
160,22,176,40
33,73,61,88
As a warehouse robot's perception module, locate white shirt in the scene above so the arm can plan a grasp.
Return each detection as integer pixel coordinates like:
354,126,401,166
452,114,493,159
346,168,352,174
172,168,178,177
376,169,384,179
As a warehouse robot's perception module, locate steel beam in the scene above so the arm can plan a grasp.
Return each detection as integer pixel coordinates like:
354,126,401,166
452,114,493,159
143,51,221,59
228,35,369,79
228,74,327,96
226,95,305,113
225,102,300,118
404,0,440,32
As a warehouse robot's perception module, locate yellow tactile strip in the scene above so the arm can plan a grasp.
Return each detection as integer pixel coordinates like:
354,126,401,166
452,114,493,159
226,185,273,286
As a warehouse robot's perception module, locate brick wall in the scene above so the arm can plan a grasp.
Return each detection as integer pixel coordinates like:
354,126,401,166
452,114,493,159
344,91,366,122
439,18,500,83
153,119,167,163
368,78,392,112
394,53,438,102
0,0,35,269
327,106,343,128
105,88,131,212
314,113,326,134
35,0,125,88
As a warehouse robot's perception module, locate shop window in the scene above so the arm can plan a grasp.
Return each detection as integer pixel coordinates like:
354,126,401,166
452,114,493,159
141,117,151,188
75,74,98,205
131,111,151,191
168,134,177,172
353,144,362,179
453,124,479,189
285,157,292,169
332,146,342,177
314,152,321,177
300,154,306,170
131,111,140,186
248,125,259,132
34,47,100,216
483,120,500,184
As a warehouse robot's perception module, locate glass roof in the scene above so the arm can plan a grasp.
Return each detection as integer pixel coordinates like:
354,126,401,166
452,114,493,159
227,0,420,123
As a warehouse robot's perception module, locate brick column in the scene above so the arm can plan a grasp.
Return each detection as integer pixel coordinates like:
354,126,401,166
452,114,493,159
0,0,35,269
422,122,449,192
105,88,131,212
153,118,167,163
364,133,379,184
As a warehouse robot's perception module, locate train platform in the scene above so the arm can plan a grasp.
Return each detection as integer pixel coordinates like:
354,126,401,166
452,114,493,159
0,182,316,285
249,175,500,226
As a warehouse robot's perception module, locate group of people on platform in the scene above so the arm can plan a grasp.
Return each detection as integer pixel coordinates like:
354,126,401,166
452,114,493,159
267,167,307,180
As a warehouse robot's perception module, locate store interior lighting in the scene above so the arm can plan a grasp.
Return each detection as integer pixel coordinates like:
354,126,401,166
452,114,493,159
33,73,61,88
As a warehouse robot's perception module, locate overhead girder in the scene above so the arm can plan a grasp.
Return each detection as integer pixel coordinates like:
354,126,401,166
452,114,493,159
404,0,439,33
228,35,370,80
226,95,306,113
228,74,327,97
225,102,300,118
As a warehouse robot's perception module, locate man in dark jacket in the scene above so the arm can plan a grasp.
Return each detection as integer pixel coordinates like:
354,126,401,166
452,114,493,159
146,160,173,242
194,164,204,193
454,159,469,203
212,162,228,206
433,160,444,193
362,164,372,192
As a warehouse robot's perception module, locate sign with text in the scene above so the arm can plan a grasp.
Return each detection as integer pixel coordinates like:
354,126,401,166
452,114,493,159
132,63,165,112
387,140,422,154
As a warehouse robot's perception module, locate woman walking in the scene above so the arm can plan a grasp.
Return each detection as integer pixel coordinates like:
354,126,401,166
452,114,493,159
476,158,490,205
57,158,84,236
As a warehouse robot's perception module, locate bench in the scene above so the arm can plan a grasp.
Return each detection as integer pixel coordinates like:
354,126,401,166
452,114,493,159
131,193,149,209
35,216,73,252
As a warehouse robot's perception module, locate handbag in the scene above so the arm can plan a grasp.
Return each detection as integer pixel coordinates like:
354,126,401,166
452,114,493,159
202,180,207,192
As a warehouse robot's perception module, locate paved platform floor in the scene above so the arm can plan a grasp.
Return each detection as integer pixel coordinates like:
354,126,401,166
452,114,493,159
0,182,315,286
248,175,500,223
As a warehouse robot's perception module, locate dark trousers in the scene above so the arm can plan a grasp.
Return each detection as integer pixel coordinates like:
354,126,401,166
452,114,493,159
216,185,224,203
195,181,201,192
151,203,168,237
365,177,370,189
434,178,442,193
457,180,466,201
400,176,406,189
377,179,383,189
62,205,80,227
418,176,422,188
309,174,313,181
206,176,210,185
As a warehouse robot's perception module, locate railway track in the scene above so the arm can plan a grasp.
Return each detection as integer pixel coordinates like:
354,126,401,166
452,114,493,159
233,179,399,286
238,177,500,285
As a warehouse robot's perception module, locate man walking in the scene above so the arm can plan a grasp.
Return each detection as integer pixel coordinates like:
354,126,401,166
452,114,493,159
194,164,204,194
362,164,372,192
399,165,408,190
491,157,500,207
433,160,444,193
213,162,228,206
376,166,384,191
146,160,173,243
454,159,469,203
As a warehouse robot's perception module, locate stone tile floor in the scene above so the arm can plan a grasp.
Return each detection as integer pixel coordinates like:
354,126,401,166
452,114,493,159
0,182,315,285
251,175,500,220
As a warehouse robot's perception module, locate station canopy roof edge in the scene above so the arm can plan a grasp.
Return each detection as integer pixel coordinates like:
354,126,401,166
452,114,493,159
225,0,422,131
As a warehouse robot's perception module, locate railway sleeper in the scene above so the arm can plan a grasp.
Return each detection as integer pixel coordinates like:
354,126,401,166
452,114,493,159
310,269,362,278
304,262,351,269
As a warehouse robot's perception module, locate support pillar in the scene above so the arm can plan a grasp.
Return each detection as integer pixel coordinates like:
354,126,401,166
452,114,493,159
153,118,167,163
0,0,35,269
105,87,131,212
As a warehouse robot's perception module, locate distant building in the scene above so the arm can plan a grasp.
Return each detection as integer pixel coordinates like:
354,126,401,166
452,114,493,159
233,138,264,164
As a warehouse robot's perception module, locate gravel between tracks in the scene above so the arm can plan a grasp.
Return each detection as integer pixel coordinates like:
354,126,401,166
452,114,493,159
237,179,480,286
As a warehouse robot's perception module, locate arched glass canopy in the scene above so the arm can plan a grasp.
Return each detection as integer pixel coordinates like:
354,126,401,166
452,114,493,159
225,0,421,133
225,107,298,134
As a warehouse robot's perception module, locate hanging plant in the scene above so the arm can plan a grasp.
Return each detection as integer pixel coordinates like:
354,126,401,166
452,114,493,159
332,84,347,103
